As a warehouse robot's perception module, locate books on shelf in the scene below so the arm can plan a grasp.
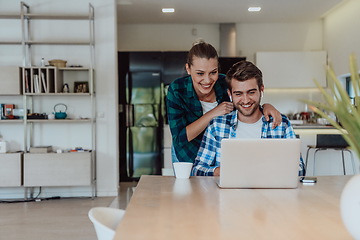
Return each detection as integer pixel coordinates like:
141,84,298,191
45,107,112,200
33,74,40,93
0,104,22,120
23,69,49,93
40,71,47,93
25,70,30,93
4,104,15,117
0,104,4,120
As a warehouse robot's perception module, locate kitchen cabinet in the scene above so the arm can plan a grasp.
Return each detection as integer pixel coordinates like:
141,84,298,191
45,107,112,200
256,51,327,88
0,2,96,197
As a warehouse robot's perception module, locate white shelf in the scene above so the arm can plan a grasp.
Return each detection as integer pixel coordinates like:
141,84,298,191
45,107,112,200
24,13,93,20
27,119,92,123
58,67,89,71
25,93,92,96
0,14,20,19
0,119,23,123
21,66,93,94
0,41,21,45
24,40,91,45
0,2,96,197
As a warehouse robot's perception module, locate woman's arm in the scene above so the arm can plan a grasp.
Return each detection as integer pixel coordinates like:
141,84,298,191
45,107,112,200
262,103,281,128
186,101,233,141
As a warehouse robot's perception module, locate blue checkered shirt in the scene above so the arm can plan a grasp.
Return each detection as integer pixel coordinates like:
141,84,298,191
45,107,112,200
192,110,305,176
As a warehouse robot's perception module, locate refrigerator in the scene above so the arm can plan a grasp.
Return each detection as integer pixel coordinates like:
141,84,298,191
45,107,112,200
118,51,187,181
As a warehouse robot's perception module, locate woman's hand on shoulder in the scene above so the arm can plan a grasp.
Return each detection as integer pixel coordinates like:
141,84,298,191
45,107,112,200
207,101,234,118
262,103,281,128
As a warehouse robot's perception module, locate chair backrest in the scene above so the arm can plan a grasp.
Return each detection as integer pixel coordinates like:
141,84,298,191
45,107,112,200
316,134,349,148
88,207,126,240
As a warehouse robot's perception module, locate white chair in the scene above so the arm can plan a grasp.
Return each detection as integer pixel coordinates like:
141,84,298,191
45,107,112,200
88,207,126,240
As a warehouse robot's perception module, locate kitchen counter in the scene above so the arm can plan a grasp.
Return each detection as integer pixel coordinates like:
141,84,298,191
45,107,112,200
292,124,336,129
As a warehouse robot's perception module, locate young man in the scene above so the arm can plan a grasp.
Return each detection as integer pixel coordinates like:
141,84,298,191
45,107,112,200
192,61,305,176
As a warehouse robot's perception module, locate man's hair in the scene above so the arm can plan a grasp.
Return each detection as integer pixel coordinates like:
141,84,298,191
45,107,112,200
186,40,218,66
225,61,263,90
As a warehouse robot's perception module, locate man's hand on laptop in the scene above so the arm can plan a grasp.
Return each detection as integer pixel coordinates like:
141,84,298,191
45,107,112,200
214,167,220,176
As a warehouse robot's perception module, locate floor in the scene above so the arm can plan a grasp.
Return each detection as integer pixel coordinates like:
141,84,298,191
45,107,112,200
0,182,137,240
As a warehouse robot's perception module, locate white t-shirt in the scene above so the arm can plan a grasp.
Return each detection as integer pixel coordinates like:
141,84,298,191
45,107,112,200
235,117,263,139
200,101,218,114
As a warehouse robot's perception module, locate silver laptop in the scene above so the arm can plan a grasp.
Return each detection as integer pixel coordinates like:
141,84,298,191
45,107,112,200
216,138,301,189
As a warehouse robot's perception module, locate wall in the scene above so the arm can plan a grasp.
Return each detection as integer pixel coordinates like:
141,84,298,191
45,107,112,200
118,21,323,58
0,0,118,198
236,21,324,62
118,23,220,51
118,21,325,115
324,0,360,75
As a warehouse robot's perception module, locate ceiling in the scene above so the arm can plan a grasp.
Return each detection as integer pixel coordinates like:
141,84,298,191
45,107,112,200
117,0,347,24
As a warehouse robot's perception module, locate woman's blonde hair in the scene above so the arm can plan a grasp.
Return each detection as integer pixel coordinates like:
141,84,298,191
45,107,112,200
186,40,218,66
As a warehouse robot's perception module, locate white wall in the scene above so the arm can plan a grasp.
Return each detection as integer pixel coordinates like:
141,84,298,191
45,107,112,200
118,23,220,51
0,0,118,198
324,0,360,75
117,21,324,115
236,21,324,62
118,21,323,59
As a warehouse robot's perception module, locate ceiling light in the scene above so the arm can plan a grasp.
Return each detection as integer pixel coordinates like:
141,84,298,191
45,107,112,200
248,7,261,12
162,8,175,13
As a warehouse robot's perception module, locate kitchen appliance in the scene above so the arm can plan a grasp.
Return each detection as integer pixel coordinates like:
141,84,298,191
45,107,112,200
118,51,187,181
125,71,162,180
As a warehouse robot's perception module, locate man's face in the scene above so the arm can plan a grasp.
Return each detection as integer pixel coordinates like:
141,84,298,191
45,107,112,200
228,78,263,120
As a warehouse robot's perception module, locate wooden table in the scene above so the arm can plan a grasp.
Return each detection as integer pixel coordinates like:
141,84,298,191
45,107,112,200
114,175,353,240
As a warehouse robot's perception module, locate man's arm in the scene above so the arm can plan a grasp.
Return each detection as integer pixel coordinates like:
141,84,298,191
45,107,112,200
191,119,221,176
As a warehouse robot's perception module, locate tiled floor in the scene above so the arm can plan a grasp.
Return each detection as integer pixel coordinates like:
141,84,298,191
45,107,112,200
0,182,137,240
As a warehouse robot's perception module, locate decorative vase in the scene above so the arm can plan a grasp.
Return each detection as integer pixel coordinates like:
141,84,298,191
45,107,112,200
340,174,360,239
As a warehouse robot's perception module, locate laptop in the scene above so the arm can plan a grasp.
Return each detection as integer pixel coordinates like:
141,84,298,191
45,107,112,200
216,138,301,189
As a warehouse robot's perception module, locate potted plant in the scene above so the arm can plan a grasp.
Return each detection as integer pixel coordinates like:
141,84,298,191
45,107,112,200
303,54,360,239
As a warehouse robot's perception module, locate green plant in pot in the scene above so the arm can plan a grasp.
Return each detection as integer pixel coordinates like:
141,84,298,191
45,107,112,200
303,54,360,239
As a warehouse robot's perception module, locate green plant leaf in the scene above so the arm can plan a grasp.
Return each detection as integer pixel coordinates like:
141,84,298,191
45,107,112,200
302,54,360,160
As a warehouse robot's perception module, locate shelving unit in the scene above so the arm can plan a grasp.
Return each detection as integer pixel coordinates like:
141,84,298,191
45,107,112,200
0,2,96,198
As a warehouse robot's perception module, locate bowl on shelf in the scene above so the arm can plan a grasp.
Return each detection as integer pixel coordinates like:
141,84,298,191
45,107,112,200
48,59,67,68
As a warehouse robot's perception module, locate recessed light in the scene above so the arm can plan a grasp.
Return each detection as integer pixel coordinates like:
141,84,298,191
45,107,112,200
248,7,261,12
162,8,175,13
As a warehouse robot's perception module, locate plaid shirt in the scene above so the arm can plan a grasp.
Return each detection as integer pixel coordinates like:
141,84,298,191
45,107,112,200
166,74,230,163
192,110,305,176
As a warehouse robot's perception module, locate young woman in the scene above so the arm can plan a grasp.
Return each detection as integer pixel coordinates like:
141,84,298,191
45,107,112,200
166,41,281,163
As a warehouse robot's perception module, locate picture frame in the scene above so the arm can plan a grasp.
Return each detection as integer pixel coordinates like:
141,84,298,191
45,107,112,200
74,81,89,93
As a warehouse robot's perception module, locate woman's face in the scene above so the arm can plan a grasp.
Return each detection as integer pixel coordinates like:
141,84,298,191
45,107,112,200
186,56,219,97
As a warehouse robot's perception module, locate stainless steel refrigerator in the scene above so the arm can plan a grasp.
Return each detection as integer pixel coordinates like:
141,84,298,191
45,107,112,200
118,51,187,181
123,71,163,180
